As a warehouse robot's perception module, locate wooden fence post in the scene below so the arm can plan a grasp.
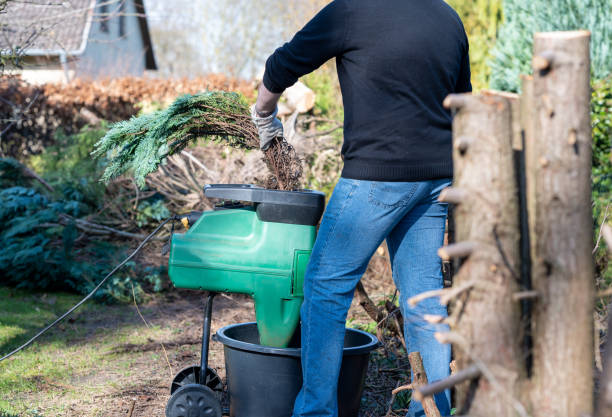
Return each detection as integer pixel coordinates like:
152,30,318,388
530,31,594,417
441,93,524,416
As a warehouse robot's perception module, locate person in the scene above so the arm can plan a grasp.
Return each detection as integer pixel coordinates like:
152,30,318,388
251,0,471,416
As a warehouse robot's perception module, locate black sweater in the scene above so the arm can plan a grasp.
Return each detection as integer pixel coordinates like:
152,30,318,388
264,0,471,182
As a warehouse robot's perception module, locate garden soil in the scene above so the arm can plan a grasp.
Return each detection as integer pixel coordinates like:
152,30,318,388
11,253,396,417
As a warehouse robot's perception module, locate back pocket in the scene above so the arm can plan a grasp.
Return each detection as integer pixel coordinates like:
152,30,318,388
368,182,419,208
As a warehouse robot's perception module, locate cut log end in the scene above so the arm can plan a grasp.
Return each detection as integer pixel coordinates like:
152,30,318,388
438,187,466,204
414,364,482,403
454,136,474,155
568,129,578,146
438,241,476,261
533,51,555,71
444,94,468,110
512,290,539,302
534,30,591,40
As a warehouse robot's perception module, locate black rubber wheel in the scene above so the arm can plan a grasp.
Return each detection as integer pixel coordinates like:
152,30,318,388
170,365,223,395
165,384,222,417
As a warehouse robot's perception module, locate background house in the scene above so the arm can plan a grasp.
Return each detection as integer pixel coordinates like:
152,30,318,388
0,0,157,84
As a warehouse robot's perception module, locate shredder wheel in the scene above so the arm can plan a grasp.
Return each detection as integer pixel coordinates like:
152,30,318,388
165,384,222,417
170,365,223,395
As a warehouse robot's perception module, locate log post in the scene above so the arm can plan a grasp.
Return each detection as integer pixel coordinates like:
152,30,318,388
529,31,594,417
443,93,524,416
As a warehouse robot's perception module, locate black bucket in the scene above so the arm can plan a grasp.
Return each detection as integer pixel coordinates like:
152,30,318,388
214,322,379,417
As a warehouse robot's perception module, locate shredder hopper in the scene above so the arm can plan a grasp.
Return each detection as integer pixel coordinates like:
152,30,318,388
168,184,325,348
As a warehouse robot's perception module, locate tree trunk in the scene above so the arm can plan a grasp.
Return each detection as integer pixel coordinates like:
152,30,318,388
529,31,594,417
442,93,524,416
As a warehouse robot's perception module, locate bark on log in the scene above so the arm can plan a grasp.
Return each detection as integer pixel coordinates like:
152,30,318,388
482,90,521,151
444,93,524,416
529,31,594,417
408,351,441,417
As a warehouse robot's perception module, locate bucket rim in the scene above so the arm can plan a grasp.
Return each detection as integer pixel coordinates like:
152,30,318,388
215,322,380,357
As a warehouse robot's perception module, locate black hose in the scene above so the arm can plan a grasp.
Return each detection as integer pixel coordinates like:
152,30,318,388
0,216,178,363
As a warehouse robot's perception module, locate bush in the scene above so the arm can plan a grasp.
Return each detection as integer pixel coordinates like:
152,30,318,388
490,0,612,92
485,0,611,288
592,77,612,289
0,75,254,158
446,0,503,91
0,126,172,302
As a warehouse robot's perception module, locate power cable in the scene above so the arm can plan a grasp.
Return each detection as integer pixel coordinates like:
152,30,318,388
0,216,178,363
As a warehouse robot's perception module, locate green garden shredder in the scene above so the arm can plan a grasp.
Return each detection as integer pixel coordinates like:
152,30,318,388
165,184,325,417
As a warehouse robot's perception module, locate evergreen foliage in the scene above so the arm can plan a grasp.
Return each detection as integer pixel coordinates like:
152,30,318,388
446,0,503,91
93,92,258,187
0,180,92,292
0,126,169,301
490,0,612,92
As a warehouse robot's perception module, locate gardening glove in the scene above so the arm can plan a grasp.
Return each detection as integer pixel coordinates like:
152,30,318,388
251,105,284,150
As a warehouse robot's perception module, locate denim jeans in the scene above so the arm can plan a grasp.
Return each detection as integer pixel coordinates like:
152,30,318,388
292,177,452,417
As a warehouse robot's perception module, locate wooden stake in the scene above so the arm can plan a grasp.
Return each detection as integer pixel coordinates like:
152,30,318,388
445,92,524,416
408,352,441,417
530,31,594,417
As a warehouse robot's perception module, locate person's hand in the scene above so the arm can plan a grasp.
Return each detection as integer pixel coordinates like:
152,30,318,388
251,105,284,150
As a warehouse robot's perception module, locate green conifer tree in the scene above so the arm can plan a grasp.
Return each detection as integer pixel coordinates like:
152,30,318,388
490,0,612,92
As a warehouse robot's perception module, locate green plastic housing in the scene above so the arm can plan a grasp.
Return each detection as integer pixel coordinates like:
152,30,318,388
168,207,315,348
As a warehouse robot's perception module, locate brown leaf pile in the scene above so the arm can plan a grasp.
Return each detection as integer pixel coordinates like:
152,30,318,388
0,75,255,157
1,75,304,190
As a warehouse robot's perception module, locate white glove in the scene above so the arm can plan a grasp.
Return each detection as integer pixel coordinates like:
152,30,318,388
251,105,284,150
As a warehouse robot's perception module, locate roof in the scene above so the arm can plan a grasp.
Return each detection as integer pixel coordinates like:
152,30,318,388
0,0,156,68
0,0,95,55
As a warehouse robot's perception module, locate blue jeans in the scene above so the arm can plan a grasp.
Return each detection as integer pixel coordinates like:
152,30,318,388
292,178,452,417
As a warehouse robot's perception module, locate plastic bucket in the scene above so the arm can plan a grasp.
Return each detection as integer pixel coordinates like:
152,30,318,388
214,322,379,417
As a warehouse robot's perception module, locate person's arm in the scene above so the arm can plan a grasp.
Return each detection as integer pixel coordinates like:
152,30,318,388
455,37,472,93
255,83,282,116
262,0,348,95
252,0,348,149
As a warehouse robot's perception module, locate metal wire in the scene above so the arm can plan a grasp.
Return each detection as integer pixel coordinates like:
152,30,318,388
0,216,178,363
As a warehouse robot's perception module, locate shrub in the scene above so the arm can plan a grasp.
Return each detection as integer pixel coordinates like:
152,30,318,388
490,0,612,92
0,126,172,302
592,77,612,289
0,76,254,158
446,0,503,91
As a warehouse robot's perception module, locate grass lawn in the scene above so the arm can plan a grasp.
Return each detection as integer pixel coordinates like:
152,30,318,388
0,286,209,417
0,277,403,417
